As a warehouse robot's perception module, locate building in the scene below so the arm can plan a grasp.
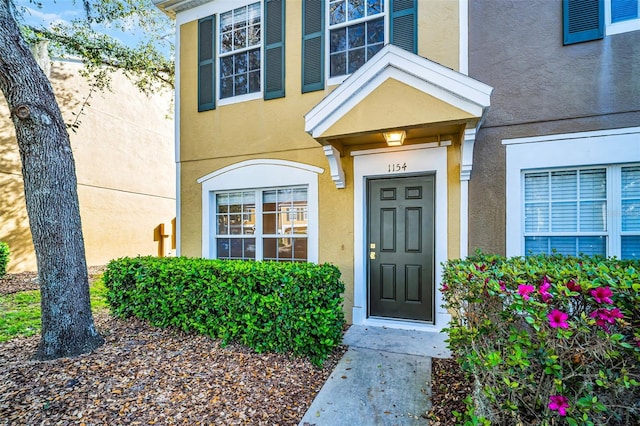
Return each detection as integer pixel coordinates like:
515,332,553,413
468,0,640,260
155,0,489,331
154,0,639,331
0,58,176,273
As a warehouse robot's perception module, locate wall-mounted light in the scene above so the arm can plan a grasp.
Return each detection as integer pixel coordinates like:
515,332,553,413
383,130,406,147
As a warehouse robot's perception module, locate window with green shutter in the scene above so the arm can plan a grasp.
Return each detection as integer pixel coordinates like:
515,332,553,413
563,0,604,45
305,0,417,89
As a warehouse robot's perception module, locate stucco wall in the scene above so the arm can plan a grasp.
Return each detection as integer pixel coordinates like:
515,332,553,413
468,0,640,254
177,0,465,325
0,61,175,272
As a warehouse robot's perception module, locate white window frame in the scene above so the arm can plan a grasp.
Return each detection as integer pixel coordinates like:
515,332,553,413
326,0,389,86
217,0,263,106
198,159,323,262
504,127,640,258
212,186,309,261
606,0,640,36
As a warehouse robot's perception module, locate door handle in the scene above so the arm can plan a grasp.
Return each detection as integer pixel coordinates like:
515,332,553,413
370,251,376,260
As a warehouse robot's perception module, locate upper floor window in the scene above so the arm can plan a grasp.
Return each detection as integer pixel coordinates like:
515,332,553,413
219,2,262,99
328,0,385,78
563,0,639,45
607,0,640,35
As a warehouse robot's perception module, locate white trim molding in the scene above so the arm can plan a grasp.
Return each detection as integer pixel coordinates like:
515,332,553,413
504,127,640,257
305,44,493,139
460,128,476,181
351,144,450,332
323,145,346,189
198,159,324,262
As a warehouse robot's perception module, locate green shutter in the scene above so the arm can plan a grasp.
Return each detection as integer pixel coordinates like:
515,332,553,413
264,0,285,100
198,15,216,112
563,0,604,45
390,0,417,53
302,0,324,93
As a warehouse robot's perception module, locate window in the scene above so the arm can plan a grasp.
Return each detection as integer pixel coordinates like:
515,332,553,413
214,187,308,261
198,1,285,111
504,127,640,259
219,2,262,99
607,0,640,34
563,0,639,45
328,0,385,78
198,159,322,263
523,166,639,259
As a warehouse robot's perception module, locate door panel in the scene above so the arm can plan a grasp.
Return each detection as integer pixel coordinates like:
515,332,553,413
368,175,435,321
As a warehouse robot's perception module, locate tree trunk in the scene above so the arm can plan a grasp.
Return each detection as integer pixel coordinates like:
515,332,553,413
0,0,104,359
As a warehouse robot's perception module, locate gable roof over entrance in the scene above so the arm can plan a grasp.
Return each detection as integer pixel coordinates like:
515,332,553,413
305,44,492,145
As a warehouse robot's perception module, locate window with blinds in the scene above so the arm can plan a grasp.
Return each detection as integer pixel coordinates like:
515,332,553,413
523,165,639,259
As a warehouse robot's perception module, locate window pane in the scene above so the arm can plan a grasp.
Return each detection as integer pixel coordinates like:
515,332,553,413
330,52,347,77
551,201,577,231
347,23,365,48
549,237,578,256
577,236,606,256
248,2,261,24
330,28,347,53
263,238,277,259
234,6,247,29
293,238,308,261
367,0,383,16
330,0,346,25
525,203,549,232
551,170,577,200
524,172,549,201
348,0,365,20
612,0,639,23
622,166,640,231
367,18,384,44
220,10,233,32
580,200,606,231
525,236,548,255
622,235,640,259
217,238,230,257
348,48,366,73
580,169,606,199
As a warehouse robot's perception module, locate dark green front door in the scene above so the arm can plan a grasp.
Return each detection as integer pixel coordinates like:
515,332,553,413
368,175,435,322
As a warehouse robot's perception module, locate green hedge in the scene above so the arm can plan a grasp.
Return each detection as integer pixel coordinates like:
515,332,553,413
103,256,346,365
443,253,640,425
0,242,9,278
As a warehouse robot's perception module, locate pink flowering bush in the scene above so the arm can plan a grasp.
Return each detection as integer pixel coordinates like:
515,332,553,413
443,253,640,425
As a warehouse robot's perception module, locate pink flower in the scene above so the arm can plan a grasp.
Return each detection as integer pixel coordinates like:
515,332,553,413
590,308,624,332
518,284,535,300
549,395,569,416
566,279,582,293
548,309,569,329
499,280,506,291
539,277,553,303
591,286,613,304
441,283,449,292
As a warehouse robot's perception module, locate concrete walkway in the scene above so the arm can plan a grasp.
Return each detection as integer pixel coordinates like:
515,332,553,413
299,325,451,426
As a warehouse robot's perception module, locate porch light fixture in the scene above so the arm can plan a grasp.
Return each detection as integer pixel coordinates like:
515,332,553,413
383,130,406,146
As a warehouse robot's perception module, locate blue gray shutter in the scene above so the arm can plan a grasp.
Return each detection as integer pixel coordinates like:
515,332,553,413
198,15,216,112
390,0,417,53
302,0,324,93
563,0,604,45
264,0,285,100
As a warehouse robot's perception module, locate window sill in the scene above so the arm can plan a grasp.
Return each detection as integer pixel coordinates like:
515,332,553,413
218,92,262,107
606,19,640,36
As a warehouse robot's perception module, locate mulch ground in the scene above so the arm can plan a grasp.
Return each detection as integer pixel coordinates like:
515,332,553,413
0,269,470,425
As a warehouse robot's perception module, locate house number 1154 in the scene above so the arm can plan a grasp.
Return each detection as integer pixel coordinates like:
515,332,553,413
388,162,407,173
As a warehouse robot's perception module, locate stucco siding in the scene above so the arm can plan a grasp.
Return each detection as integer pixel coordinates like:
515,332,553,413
0,61,175,272
468,0,640,254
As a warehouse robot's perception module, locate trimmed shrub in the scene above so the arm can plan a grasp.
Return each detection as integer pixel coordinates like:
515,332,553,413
443,252,640,425
0,242,9,278
103,256,346,365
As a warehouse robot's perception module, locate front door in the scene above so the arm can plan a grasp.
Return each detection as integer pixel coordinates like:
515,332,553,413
367,175,435,322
